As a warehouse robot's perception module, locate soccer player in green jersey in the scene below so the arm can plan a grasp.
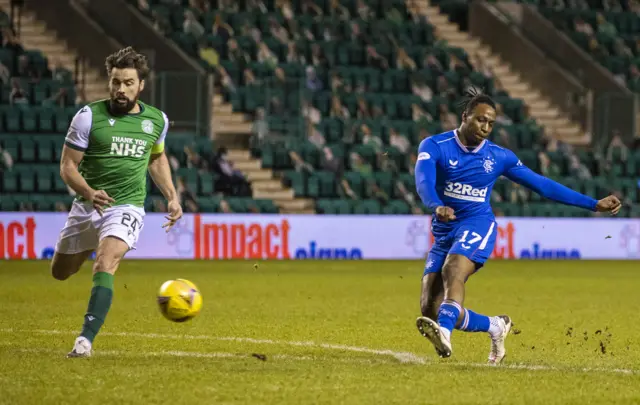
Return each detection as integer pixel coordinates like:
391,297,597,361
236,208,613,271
50,47,183,358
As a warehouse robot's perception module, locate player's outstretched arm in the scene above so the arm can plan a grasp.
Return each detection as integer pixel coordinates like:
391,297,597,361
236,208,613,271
148,149,183,231
149,113,183,231
503,150,621,214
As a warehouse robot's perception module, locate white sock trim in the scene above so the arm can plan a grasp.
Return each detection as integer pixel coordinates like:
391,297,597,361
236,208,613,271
460,309,470,331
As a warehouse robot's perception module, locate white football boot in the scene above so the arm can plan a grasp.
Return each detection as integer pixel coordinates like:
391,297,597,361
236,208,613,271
416,316,453,358
488,315,512,365
67,336,92,358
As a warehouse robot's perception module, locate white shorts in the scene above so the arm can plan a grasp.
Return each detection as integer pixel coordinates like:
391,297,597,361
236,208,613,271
55,201,146,255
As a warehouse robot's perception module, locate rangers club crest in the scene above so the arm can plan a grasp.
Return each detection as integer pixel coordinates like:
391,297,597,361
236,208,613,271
483,157,496,173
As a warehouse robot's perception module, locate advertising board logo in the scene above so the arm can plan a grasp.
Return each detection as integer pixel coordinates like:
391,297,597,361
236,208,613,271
492,221,516,259
166,216,196,257
405,219,431,257
194,215,291,259
294,241,362,259
0,217,37,259
619,223,640,257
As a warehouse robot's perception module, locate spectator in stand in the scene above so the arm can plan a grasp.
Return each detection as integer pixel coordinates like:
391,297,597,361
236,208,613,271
438,104,458,131
607,132,629,163
396,48,417,71
218,199,233,213
366,46,388,70
329,95,350,119
569,154,592,180
183,9,205,40
9,77,28,105
227,38,251,66
211,147,251,196
321,146,344,178
307,119,326,149
389,128,410,154
305,66,323,92
574,17,594,36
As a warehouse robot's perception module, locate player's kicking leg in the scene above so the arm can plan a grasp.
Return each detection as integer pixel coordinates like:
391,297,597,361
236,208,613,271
417,220,512,363
432,254,512,363
67,236,129,358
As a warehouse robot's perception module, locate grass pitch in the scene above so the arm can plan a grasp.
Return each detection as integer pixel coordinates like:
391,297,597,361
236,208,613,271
1,260,639,404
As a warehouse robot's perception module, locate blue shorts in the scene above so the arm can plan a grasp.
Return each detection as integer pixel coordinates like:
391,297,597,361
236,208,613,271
423,218,497,276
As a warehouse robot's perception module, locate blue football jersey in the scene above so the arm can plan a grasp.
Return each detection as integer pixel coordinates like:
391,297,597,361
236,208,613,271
415,130,520,222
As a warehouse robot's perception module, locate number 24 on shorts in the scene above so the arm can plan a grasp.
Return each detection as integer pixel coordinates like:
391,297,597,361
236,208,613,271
120,213,141,233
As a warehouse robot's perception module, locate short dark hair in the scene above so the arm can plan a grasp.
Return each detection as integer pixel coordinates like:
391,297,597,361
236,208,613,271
458,87,496,117
105,46,150,80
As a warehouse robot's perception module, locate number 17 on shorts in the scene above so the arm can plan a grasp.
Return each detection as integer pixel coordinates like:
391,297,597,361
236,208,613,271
449,220,497,265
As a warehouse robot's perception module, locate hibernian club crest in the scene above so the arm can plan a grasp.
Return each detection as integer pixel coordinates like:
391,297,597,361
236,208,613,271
141,119,154,134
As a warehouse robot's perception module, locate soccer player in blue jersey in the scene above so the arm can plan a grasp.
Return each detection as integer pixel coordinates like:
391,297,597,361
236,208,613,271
414,89,622,363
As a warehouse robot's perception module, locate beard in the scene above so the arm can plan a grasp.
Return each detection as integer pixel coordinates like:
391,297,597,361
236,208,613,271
109,92,139,115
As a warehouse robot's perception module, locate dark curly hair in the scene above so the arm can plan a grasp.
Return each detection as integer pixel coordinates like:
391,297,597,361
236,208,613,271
105,46,150,80
458,87,496,117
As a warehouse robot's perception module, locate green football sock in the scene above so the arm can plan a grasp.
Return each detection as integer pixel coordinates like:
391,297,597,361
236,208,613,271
80,272,114,343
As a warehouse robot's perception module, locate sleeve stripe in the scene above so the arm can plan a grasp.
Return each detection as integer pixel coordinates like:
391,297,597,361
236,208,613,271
64,141,87,152
151,141,165,154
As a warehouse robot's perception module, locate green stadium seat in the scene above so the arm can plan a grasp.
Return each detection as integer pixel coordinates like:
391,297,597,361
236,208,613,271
353,199,381,214
199,172,215,195
333,199,353,214
20,137,36,162
383,199,410,214
283,170,306,197
1,137,18,158
54,108,69,133
0,195,17,211
2,170,18,192
5,107,21,132
36,136,54,162
255,199,279,214
30,194,53,211
175,167,198,192
343,172,365,198
38,108,55,133
315,199,334,214
34,165,54,192
22,108,37,132
53,136,64,161
19,166,35,192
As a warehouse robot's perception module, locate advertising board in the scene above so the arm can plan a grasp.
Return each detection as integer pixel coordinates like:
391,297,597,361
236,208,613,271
0,213,638,260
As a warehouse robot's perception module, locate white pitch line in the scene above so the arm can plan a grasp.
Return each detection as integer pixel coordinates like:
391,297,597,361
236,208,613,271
0,328,425,364
8,347,389,364
0,328,637,375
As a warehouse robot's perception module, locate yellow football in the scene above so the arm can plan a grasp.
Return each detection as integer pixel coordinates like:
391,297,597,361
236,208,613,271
157,279,203,322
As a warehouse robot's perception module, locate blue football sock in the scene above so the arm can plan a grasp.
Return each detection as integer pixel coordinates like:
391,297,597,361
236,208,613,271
457,308,490,332
437,300,462,334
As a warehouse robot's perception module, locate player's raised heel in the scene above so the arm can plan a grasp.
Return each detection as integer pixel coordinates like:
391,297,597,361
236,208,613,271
67,336,92,358
488,315,512,365
416,316,452,358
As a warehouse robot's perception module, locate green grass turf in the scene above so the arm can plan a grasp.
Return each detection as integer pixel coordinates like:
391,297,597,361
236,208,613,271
1,260,639,404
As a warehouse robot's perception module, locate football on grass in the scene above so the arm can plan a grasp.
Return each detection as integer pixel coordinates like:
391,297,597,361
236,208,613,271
157,279,203,322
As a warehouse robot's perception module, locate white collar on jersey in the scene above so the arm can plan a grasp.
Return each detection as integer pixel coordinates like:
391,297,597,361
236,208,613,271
454,128,486,153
